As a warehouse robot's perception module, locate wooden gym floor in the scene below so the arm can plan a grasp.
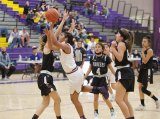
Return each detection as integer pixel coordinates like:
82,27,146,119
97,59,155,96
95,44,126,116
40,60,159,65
0,73,160,119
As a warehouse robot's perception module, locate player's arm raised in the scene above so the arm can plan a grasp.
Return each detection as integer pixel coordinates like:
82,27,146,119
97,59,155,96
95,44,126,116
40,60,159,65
55,10,69,37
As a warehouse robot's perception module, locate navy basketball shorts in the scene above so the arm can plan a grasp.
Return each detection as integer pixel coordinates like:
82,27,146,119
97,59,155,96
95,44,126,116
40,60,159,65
91,77,108,94
115,67,135,92
138,68,153,87
37,73,57,96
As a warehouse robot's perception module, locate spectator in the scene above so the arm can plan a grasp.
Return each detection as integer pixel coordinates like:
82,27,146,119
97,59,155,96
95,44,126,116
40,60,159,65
152,55,159,72
33,4,40,13
0,47,16,80
23,0,30,18
40,2,47,12
29,46,41,73
84,0,92,16
8,27,21,48
132,49,141,75
74,39,86,68
87,36,96,50
101,6,110,19
87,45,95,55
64,2,72,12
0,27,9,37
65,12,74,25
26,10,35,25
71,27,79,39
33,11,42,24
74,11,80,23
62,25,69,32
30,46,41,61
132,49,141,58
92,2,98,15
98,36,104,42
39,0,46,8
79,28,87,40
19,27,30,47
36,15,47,34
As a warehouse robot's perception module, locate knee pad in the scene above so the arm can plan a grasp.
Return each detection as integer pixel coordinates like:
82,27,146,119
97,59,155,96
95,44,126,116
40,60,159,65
142,87,151,96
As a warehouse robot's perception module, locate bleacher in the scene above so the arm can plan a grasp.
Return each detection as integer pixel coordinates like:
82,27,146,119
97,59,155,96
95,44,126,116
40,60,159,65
0,0,151,42
0,47,65,75
0,37,8,48
0,0,154,73
0,0,109,42
0,48,34,71
57,0,148,31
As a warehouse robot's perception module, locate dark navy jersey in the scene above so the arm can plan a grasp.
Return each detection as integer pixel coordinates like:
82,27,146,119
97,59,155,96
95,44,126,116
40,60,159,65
74,47,86,66
115,42,130,66
90,55,112,75
141,48,153,69
41,51,55,72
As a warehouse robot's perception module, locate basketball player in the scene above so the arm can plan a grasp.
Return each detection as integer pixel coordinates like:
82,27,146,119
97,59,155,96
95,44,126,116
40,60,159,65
84,43,116,119
110,28,135,119
45,22,109,119
32,29,62,119
32,10,71,119
136,36,159,111
74,39,86,68
103,43,116,102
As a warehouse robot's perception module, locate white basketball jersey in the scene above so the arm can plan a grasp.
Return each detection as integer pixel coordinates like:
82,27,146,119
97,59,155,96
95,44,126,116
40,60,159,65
110,53,117,71
60,44,77,73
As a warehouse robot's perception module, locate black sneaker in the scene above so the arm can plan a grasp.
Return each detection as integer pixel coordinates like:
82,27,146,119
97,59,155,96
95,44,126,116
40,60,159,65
98,86,109,99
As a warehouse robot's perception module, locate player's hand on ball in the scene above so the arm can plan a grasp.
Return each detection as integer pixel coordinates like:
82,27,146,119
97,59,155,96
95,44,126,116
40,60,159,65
111,41,117,48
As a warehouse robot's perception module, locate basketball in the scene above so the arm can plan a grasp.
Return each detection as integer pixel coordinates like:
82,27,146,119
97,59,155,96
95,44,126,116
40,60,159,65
45,8,60,23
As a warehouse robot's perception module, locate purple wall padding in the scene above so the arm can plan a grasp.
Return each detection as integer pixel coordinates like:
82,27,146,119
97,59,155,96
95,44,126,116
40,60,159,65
153,0,160,55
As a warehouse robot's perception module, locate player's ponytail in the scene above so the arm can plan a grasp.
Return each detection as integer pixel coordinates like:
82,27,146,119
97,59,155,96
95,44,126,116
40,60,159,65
39,34,47,52
119,28,135,53
127,31,135,53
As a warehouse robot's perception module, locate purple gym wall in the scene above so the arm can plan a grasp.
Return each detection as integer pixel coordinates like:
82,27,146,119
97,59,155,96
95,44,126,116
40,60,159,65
154,0,160,55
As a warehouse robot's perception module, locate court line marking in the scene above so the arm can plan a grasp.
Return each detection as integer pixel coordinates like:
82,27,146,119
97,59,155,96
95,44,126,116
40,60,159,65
0,78,67,84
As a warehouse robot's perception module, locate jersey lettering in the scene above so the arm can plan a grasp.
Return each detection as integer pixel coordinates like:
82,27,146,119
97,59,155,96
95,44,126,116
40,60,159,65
92,62,106,67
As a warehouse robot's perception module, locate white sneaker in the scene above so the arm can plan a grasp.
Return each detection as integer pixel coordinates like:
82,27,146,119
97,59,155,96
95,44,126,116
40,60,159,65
110,110,116,119
155,100,159,109
135,104,146,111
94,112,99,119
5,77,10,80
1,78,8,80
